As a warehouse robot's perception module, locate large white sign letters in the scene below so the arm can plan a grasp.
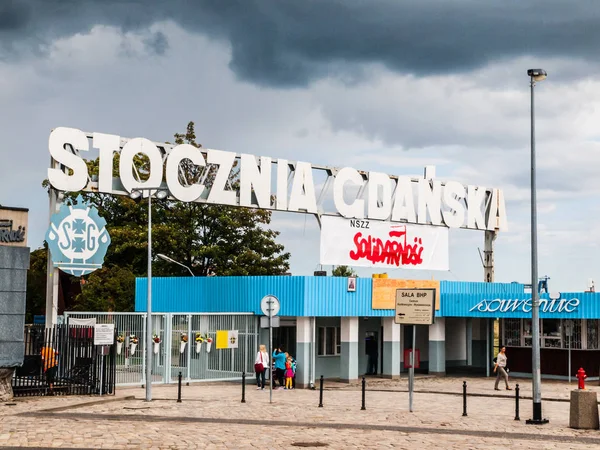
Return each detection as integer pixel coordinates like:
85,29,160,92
47,127,508,231
320,216,449,270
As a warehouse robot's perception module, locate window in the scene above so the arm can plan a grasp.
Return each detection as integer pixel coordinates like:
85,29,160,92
503,319,521,346
318,326,340,356
542,319,561,348
587,320,600,349
562,320,582,349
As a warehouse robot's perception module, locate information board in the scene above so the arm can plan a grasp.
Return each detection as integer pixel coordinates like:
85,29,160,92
94,323,115,346
394,288,436,325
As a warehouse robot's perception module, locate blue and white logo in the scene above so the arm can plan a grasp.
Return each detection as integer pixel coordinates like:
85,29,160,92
45,195,111,276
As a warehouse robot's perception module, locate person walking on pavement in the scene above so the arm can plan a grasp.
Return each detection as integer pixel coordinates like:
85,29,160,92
41,345,59,396
272,347,287,389
254,344,269,390
493,346,511,391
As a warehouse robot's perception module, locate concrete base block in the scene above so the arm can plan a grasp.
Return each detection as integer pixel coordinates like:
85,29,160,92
569,390,599,429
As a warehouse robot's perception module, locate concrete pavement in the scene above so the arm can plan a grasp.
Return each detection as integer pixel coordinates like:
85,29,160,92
1,375,599,449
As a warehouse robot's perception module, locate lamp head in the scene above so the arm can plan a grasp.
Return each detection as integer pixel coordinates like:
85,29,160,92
527,69,547,82
129,190,142,200
157,253,172,263
156,190,168,200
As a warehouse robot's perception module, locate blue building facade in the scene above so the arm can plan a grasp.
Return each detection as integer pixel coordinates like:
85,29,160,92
136,277,600,383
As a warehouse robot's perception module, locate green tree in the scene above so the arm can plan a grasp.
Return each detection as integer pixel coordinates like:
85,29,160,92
32,121,291,313
25,246,48,323
331,265,358,277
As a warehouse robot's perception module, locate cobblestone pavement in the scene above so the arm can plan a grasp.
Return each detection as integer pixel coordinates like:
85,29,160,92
1,376,599,449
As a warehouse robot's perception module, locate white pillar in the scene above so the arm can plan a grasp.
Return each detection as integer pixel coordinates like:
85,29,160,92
382,317,401,379
340,317,359,382
296,317,312,388
428,318,446,374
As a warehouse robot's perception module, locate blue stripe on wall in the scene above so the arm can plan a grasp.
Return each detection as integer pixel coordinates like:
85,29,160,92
136,277,600,319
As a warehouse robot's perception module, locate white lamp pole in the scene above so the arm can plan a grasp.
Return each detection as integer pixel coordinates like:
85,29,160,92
525,68,548,425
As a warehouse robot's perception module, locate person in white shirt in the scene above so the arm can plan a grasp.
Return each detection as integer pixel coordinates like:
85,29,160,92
493,346,511,391
254,344,269,390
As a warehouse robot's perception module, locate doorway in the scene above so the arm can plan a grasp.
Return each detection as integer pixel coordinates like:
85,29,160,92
272,326,296,357
365,331,379,375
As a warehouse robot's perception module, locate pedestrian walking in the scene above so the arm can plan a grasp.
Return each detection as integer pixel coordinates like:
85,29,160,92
493,346,511,391
254,344,269,390
41,345,59,396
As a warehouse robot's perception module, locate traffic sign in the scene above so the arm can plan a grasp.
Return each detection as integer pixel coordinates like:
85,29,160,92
260,316,280,328
260,295,280,317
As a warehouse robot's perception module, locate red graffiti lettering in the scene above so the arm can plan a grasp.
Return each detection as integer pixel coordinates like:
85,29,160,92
349,229,424,266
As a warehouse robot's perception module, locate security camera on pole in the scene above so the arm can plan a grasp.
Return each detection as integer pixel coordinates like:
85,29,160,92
260,295,280,404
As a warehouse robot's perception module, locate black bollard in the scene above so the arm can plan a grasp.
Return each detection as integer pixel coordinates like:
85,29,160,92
462,381,467,417
241,371,246,403
514,384,520,421
318,375,324,408
177,371,182,403
361,376,366,411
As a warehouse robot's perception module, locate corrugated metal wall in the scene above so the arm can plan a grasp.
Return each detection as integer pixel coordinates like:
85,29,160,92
137,276,600,319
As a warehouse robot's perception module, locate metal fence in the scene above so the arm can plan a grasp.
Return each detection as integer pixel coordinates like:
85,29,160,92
63,312,258,386
13,324,116,397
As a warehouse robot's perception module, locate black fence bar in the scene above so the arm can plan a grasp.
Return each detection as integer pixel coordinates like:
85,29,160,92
241,372,246,403
462,381,467,417
177,372,182,403
361,376,366,410
12,324,117,398
318,375,324,408
514,384,520,421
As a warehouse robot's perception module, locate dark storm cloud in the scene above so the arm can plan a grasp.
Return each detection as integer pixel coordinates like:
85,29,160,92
2,0,600,86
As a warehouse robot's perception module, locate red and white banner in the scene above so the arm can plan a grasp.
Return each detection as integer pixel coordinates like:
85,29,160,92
319,216,449,271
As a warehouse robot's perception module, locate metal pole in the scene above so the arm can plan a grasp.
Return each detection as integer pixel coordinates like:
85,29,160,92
318,375,324,407
515,383,520,421
145,194,153,402
361,376,366,410
409,325,415,412
177,371,182,403
568,335,571,384
99,351,104,396
241,371,246,403
485,319,490,377
269,312,273,404
527,76,547,425
462,381,467,417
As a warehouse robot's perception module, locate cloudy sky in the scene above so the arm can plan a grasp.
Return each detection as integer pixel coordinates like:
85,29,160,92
2,0,600,291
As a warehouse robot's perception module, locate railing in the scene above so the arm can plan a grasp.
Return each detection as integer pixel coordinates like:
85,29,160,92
13,324,116,397
63,312,258,386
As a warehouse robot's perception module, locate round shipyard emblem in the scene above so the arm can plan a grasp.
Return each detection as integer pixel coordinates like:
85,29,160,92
45,195,111,276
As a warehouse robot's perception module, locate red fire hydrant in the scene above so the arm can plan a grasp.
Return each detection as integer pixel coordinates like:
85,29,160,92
576,367,587,390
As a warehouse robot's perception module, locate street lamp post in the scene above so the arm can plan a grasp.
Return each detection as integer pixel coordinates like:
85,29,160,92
157,254,195,277
526,68,549,425
130,188,168,402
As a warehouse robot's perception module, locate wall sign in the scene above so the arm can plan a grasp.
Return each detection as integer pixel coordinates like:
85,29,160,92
320,216,449,270
0,206,28,247
47,127,508,231
45,195,111,276
469,297,580,314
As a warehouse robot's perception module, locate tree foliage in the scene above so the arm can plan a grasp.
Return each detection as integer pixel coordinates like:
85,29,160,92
331,265,358,277
29,121,290,315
